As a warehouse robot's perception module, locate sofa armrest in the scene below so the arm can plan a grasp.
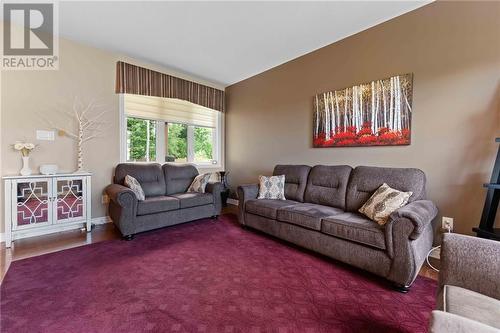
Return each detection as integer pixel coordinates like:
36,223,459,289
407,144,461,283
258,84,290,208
390,200,438,240
237,184,259,225
429,310,499,333
440,233,500,300
105,184,138,236
105,184,137,207
206,182,222,215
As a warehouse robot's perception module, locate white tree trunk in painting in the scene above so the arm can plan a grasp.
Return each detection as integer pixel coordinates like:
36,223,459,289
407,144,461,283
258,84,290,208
329,92,336,135
371,81,375,134
323,93,330,140
315,95,319,137
344,88,348,129
389,77,394,131
335,91,340,133
382,81,387,128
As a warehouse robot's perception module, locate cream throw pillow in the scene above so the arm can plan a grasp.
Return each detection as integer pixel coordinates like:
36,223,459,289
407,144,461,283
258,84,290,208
359,183,412,225
124,175,145,201
188,173,211,193
258,175,286,200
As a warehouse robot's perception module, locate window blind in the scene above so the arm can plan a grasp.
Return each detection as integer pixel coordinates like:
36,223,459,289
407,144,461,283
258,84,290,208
124,94,218,128
116,61,225,112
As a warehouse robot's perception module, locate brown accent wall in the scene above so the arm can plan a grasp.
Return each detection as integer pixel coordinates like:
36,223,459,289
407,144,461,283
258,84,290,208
225,1,500,235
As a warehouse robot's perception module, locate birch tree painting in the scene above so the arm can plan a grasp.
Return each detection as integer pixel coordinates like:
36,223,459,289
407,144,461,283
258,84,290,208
313,73,413,147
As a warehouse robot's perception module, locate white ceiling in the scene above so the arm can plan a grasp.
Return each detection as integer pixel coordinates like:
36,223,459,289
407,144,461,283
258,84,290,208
59,1,431,87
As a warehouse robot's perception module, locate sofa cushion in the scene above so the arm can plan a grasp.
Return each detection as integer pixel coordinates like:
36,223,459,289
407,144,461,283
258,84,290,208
346,166,426,212
258,175,286,200
304,165,352,209
114,163,166,197
321,213,386,250
429,311,500,333
439,285,500,329
137,196,179,215
277,203,344,231
124,175,145,201
170,192,214,209
187,173,211,193
245,199,298,219
273,165,311,202
359,183,413,225
163,163,199,195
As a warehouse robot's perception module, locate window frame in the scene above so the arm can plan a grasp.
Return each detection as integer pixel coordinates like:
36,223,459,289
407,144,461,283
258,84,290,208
119,94,222,168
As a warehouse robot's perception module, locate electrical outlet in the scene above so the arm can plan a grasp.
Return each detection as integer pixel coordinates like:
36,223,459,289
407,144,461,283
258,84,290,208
102,194,109,204
442,217,454,231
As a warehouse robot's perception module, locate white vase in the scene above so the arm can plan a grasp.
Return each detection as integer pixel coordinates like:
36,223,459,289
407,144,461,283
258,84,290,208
20,156,32,176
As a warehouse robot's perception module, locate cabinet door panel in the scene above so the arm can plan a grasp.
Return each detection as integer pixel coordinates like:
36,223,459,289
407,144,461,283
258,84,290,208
14,179,51,229
55,177,86,223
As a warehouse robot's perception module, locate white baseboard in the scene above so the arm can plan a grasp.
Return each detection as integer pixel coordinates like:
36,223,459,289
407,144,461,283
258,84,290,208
0,233,3,243
92,216,112,225
227,198,239,206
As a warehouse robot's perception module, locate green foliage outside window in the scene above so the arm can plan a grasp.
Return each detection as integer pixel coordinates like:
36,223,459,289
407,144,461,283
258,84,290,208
194,127,213,161
167,123,187,161
127,117,156,161
127,118,214,163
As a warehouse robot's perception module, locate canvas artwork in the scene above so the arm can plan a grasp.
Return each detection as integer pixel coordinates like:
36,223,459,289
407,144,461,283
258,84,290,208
313,73,413,147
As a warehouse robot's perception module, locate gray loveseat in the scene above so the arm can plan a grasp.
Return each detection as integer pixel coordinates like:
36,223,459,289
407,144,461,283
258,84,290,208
238,165,438,291
429,233,500,333
105,163,222,239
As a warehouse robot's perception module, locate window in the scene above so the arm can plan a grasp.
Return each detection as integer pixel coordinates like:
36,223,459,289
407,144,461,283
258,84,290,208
121,94,221,167
126,117,157,162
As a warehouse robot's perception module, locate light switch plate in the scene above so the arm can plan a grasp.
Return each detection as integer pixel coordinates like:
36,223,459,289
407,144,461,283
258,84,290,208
36,130,55,141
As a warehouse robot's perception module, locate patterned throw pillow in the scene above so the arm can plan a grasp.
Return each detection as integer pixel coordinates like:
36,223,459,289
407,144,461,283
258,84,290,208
188,173,212,193
258,175,286,200
359,183,413,225
124,175,145,201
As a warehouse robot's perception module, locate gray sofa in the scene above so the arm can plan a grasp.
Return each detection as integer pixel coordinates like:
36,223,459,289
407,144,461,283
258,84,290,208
105,163,222,239
429,233,500,333
238,165,438,291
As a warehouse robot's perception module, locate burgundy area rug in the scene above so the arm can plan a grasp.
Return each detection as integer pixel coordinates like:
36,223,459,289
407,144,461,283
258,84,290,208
1,214,436,333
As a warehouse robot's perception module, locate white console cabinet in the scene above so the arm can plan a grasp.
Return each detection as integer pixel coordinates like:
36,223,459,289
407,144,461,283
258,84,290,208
3,173,92,248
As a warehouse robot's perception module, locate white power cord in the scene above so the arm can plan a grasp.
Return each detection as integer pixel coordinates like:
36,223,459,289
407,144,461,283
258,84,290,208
426,226,451,272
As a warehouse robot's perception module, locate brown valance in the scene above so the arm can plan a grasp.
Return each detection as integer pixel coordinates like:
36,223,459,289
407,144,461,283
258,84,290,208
115,61,225,112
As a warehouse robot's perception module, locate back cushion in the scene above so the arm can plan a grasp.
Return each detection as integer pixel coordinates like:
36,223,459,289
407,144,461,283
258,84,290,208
304,165,352,209
162,163,199,194
114,163,166,197
273,165,311,202
346,166,427,212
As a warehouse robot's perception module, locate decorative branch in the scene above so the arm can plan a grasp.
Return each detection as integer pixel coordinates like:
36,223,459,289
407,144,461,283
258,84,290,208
46,98,110,172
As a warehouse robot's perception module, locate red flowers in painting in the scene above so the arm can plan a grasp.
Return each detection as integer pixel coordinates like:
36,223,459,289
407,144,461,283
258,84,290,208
314,122,411,147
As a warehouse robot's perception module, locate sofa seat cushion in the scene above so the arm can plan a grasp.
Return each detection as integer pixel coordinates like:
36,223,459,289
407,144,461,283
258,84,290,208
137,196,180,215
277,203,344,231
170,192,214,209
439,285,500,329
321,213,386,250
245,199,298,219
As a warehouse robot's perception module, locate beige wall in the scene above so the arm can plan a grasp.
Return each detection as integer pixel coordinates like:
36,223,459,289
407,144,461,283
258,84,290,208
226,1,500,235
1,36,224,234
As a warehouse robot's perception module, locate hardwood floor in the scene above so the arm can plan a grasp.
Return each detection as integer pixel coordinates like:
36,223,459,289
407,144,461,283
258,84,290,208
0,205,438,283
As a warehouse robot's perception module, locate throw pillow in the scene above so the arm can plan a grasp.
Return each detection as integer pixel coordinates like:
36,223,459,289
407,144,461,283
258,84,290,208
188,173,211,193
359,183,413,225
258,175,286,200
124,175,145,201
